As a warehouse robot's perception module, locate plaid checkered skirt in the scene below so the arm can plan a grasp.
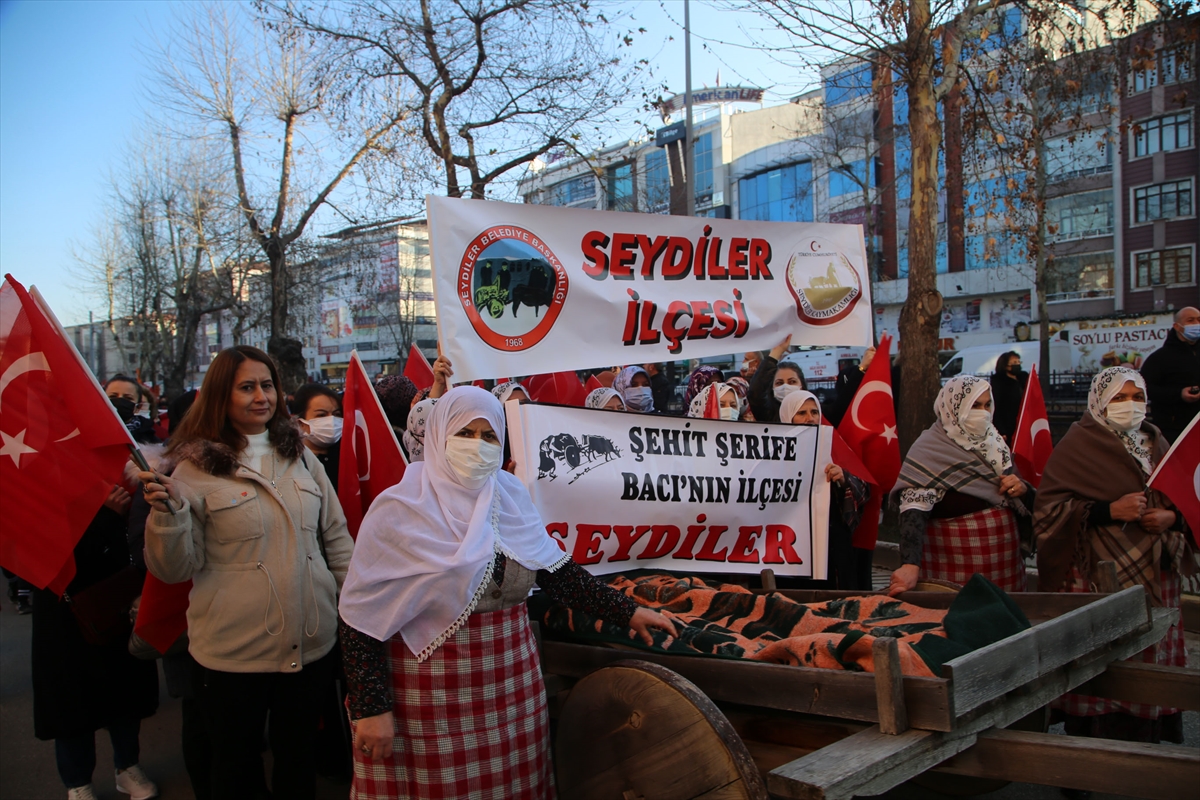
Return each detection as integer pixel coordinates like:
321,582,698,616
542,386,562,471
924,505,1025,592
350,603,555,800
1052,571,1186,719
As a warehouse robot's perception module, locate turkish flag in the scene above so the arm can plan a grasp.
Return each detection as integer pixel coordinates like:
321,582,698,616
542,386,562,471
1149,413,1200,540
338,351,408,538
1012,365,1053,488
703,385,721,419
527,371,587,406
585,374,603,395
133,573,192,655
836,335,901,550
0,275,135,593
402,344,434,391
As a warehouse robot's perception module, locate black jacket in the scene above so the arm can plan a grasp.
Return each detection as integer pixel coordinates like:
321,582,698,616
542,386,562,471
990,369,1029,442
1140,328,1200,443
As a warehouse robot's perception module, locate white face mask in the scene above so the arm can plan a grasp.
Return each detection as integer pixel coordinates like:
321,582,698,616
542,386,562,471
962,408,993,438
741,360,753,373
720,406,739,421
1105,400,1146,432
774,383,801,402
444,437,503,488
623,386,654,412
302,416,343,447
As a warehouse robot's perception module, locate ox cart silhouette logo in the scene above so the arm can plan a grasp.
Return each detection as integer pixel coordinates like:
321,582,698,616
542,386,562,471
537,432,621,484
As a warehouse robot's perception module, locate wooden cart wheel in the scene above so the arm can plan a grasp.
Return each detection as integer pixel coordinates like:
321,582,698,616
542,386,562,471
555,659,768,800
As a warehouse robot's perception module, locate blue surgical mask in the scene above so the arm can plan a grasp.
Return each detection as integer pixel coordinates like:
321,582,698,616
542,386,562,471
623,386,654,412
1182,324,1200,343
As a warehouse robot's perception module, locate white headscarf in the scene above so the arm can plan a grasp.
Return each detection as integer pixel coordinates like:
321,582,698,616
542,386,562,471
686,382,743,418
585,387,626,411
401,397,436,462
491,381,527,405
935,375,1012,477
1087,366,1154,476
779,390,820,425
339,387,568,660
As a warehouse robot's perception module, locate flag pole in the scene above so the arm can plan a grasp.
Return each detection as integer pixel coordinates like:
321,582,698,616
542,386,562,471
28,285,178,512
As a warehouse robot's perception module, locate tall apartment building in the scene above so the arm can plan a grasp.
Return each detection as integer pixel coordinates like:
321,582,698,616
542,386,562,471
516,9,1196,363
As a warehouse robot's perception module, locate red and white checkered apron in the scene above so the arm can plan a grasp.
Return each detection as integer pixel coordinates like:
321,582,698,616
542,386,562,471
350,603,555,800
923,505,1025,592
1053,571,1186,719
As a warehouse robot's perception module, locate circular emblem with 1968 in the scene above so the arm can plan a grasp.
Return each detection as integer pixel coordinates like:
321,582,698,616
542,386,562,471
456,225,569,351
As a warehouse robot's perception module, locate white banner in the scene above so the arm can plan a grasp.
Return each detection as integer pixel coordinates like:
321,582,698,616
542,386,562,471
427,196,873,382
506,403,832,579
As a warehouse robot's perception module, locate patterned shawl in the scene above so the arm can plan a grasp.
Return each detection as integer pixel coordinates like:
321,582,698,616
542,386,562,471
891,419,1027,515
683,366,724,408
935,375,1012,477
1033,410,1191,605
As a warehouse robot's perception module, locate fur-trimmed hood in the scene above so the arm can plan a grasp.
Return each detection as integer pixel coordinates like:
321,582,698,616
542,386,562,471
172,421,306,476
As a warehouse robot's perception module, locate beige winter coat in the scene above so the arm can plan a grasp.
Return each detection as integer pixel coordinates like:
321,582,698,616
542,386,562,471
145,427,354,674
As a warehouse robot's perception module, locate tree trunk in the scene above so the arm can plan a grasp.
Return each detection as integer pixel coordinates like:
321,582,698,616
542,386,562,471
897,0,943,453
265,236,306,392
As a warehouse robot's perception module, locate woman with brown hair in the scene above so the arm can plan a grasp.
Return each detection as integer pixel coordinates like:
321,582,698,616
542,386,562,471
138,346,354,800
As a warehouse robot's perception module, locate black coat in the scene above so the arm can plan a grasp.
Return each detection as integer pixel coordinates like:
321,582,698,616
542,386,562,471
1140,328,1200,443
32,506,158,740
990,369,1028,442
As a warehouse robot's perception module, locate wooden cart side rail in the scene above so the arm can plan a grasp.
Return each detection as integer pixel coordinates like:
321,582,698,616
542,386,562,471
941,586,1149,717
539,641,957,731
766,607,1176,800
1076,661,1200,711
936,728,1200,800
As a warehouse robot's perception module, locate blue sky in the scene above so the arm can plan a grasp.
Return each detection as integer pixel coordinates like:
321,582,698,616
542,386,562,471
0,0,814,327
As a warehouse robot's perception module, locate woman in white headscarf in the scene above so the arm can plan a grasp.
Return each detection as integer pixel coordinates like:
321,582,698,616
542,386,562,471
1034,367,1193,744
778,390,875,590
585,387,626,411
613,366,655,413
685,381,743,420
886,376,1032,596
491,380,530,405
337,387,675,799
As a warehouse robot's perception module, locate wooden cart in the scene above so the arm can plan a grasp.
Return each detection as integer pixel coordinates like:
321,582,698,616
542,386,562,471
541,585,1199,800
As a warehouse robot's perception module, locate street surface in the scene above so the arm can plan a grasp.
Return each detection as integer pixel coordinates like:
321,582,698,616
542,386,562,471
2,603,1195,799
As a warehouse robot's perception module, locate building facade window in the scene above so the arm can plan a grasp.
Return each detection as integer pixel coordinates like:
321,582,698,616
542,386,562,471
1132,112,1192,158
1046,128,1112,180
738,162,814,222
1131,46,1193,93
1132,179,1193,223
1047,191,1114,240
828,159,870,198
825,63,873,106
606,162,635,212
643,150,670,213
1134,246,1194,287
547,175,596,206
694,132,714,205
1046,251,1115,301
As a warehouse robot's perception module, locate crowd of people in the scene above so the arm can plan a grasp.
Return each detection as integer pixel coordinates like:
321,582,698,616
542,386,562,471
12,305,1197,800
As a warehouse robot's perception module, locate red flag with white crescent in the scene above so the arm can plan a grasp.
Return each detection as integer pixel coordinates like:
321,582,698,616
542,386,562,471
0,275,136,593
338,351,408,538
1148,413,1200,540
402,343,435,391
1012,365,1053,488
835,335,900,550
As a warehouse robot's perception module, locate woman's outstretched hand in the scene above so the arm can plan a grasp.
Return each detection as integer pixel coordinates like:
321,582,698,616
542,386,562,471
355,710,396,760
629,608,678,646
886,564,919,597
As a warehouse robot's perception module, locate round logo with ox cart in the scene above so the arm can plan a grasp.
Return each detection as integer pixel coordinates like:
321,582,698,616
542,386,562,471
457,225,569,351
784,238,864,326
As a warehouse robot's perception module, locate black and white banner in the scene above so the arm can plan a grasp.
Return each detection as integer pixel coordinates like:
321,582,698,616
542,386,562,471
506,403,832,578
427,196,873,382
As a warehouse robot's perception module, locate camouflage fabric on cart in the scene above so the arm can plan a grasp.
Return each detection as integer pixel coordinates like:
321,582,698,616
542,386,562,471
535,572,1029,678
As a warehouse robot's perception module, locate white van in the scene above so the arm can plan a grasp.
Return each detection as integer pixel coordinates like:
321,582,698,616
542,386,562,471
940,341,1070,383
